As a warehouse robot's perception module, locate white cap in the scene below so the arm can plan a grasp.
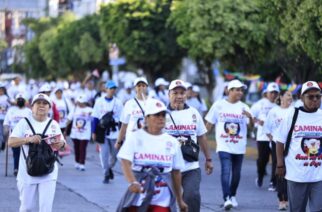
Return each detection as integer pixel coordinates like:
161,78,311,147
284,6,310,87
227,80,247,90
15,93,25,100
266,82,280,93
76,94,88,103
192,85,200,93
169,79,186,90
145,99,167,116
185,82,192,89
155,78,169,87
0,82,6,88
134,77,148,86
39,83,51,93
31,93,52,107
301,81,321,95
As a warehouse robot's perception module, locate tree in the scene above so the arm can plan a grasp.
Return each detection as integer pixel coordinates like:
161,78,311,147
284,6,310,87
170,0,268,98
99,0,185,82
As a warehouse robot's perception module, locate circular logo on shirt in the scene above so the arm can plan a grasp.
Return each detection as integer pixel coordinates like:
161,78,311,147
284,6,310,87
301,137,322,156
76,118,86,129
192,114,197,123
224,122,240,136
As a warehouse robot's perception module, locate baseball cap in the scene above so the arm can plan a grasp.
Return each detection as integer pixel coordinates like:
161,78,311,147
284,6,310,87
266,82,280,93
301,81,321,95
39,83,51,93
105,80,118,89
145,99,167,116
185,82,192,89
134,77,148,86
192,85,200,93
15,93,25,100
154,78,169,87
76,94,88,103
227,80,247,90
31,93,52,107
169,79,186,90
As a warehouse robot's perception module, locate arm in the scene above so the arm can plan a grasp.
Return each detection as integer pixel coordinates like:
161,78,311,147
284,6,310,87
205,121,214,134
120,159,142,193
198,134,213,175
171,170,188,211
275,141,285,177
115,123,128,150
8,135,42,148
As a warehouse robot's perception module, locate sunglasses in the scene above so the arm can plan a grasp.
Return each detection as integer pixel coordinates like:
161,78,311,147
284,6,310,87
304,94,322,100
152,111,166,117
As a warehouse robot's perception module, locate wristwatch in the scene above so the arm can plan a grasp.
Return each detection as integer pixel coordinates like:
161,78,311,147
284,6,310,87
206,158,212,162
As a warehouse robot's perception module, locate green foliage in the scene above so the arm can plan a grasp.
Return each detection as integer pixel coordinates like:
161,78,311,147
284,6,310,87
99,0,185,81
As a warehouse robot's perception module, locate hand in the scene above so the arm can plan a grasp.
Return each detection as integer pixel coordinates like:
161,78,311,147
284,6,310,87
27,135,42,144
205,161,213,175
114,141,123,150
178,199,188,212
128,182,142,193
276,166,285,178
51,140,65,150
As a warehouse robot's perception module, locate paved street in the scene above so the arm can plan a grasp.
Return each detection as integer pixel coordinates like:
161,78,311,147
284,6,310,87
0,140,278,212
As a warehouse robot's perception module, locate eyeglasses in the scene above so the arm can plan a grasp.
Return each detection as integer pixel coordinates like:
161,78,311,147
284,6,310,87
304,94,322,100
152,112,166,117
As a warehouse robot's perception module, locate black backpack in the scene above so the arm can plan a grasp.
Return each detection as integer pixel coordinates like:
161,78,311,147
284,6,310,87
21,118,61,177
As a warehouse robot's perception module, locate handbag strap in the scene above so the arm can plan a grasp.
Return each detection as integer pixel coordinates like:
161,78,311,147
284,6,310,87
168,113,181,137
134,98,145,116
283,107,299,157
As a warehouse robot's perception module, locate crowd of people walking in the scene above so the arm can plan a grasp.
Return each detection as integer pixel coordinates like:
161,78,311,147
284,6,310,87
0,73,322,212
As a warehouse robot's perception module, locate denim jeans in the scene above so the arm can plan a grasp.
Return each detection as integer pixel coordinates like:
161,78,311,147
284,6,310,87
218,151,244,200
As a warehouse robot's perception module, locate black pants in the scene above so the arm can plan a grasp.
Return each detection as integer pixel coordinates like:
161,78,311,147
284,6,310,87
256,141,271,182
277,177,288,201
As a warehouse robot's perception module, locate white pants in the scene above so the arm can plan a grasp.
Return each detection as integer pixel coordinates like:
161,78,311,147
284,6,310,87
17,180,56,212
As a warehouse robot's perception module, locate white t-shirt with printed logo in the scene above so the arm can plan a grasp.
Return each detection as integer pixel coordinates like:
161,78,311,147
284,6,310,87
276,108,322,182
205,99,250,154
3,106,32,130
92,96,123,139
68,106,92,140
164,106,207,172
10,117,64,184
120,98,147,138
263,106,293,142
0,95,10,120
117,129,184,207
251,98,277,141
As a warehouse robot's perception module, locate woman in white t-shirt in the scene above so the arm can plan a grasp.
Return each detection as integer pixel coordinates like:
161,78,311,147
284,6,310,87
115,77,150,150
3,93,32,176
263,90,293,210
117,98,187,211
0,83,11,150
67,94,92,171
8,93,66,212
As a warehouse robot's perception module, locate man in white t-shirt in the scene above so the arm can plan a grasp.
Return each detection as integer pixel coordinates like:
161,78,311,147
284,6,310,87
276,81,322,212
164,79,213,212
92,80,123,184
251,82,279,189
205,79,253,209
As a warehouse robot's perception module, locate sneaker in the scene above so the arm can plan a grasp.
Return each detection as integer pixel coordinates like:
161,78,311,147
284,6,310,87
79,164,85,171
230,196,238,207
103,176,110,184
74,163,80,170
109,168,114,180
255,177,263,188
278,201,287,211
268,182,276,191
224,197,233,210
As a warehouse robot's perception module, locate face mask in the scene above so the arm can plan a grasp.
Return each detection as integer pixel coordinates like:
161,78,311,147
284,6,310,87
17,99,25,108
